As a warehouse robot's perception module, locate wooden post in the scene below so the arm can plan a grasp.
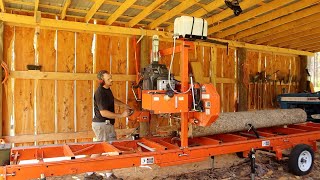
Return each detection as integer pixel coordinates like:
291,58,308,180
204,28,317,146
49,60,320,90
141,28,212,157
139,37,149,137
298,55,308,92
238,48,248,111
0,21,3,137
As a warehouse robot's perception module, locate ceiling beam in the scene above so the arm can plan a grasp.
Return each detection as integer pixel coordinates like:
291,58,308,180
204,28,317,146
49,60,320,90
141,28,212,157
217,0,319,39
166,0,230,31
61,0,71,20
127,0,167,28
233,2,320,41
0,0,4,12
263,23,320,46
106,0,137,25
277,32,320,48
148,0,201,30
290,38,320,49
84,0,105,23
208,0,292,35
242,12,320,43
300,44,320,51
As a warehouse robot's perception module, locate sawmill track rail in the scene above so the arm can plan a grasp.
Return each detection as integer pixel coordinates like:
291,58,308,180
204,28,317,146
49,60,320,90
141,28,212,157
1,122,320,179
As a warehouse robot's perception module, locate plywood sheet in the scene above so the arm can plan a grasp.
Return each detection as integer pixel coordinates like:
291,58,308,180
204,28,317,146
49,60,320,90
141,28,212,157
2,25,14,136
76,32,93,142
57,30,75,143
110,36,127,129
14,26,35,146
37,28,56,145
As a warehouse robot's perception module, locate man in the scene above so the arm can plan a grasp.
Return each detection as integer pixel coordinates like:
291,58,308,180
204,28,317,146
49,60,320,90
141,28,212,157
86,70,130,180
92,70,130,142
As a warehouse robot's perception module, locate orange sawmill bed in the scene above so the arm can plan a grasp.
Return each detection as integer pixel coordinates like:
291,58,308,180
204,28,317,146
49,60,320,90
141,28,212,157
1,122,320,179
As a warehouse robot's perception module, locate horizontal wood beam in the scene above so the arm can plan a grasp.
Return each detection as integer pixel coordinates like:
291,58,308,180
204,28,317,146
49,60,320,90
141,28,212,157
0,13,171,38
207,38,314,56
208,0,292,34
250,16,320,45
3,128,136,143
9,71,136,81
148,0,201,30
234,0,320,39
106,0,137,25
221,0,320,39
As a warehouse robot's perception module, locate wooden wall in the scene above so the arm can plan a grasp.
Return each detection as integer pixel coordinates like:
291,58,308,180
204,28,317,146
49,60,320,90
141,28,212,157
1,24,302,145
246,51,300,110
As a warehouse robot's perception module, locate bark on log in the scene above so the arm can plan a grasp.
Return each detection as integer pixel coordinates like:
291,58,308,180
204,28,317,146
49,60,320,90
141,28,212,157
189,109,307,138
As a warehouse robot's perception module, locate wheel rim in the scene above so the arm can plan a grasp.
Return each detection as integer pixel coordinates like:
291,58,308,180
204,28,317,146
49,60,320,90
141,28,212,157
298,150,312,172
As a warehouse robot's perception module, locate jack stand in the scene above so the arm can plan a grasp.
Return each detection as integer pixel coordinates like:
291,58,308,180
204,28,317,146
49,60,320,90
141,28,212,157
210,156,215,169
249,148,256,180
40,173,46,180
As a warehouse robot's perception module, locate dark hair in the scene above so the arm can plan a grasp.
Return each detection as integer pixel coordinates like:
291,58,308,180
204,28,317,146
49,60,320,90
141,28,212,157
97,70,109,80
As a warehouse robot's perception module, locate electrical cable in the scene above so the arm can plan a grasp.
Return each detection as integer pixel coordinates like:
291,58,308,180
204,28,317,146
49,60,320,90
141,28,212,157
168,36,192,94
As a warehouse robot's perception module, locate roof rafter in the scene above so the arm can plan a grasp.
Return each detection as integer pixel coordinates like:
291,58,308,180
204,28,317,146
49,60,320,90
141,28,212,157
208,0,292,35
0,0,4,12
216,0,319,38
290,38,320,49
231,1,320,40
279,32,320,48
61,0,71,20
127,0,167,28
261,23,320,46
106,0,137,25
242,12,320,43
148,0,201,30
34,0,39,13
84,0,105,22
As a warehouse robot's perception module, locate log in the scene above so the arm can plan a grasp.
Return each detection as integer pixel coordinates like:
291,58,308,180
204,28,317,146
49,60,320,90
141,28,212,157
188,109,307,138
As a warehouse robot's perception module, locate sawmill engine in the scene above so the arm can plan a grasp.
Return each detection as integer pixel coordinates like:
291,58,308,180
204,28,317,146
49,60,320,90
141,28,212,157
141,62,175,91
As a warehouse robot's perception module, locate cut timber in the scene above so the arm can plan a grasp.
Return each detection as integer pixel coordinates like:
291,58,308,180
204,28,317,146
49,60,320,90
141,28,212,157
189,109,307,138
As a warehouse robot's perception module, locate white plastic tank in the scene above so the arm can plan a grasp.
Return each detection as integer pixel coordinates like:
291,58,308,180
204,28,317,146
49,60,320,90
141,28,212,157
174,16,208,40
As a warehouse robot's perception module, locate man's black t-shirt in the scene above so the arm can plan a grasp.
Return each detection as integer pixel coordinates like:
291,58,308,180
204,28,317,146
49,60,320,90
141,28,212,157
93,85,115,124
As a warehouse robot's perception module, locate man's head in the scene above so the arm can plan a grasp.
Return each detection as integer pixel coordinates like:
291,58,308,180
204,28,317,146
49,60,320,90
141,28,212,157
97,70,113,87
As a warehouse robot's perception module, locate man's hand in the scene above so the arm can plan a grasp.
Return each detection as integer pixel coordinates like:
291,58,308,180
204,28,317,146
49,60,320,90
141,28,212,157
120,110,130,118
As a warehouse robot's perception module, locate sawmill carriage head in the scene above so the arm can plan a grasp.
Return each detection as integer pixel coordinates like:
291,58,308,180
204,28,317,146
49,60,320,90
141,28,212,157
131,17,220,127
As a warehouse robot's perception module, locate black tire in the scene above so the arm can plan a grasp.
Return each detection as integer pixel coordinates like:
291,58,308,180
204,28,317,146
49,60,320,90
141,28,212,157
288,144,314,176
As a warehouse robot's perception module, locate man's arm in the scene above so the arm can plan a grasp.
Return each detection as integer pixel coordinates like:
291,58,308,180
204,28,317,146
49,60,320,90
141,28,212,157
114,98,131,109
100,109,128,119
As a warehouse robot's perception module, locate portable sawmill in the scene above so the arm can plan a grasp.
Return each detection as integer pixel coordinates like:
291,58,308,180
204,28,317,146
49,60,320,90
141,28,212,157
1,16,320,180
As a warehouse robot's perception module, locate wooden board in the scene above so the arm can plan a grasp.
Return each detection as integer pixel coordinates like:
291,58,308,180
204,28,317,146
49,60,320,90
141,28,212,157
57,30,75,144
2,24,14,136
14,26,35,146
76,32,93,142
110,36,127,129
37,28,56,145
127,37,139,129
